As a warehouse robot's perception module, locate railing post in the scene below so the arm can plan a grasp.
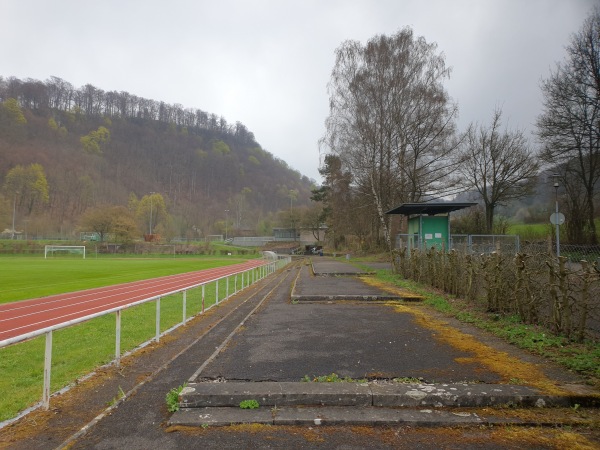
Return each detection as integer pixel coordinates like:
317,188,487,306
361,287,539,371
115,310,121,367
226,276,229,300
235,274,238,293
43,330,53,409
182,290,187,324
155,297,161,342
201,285,205,313
216,279,219,305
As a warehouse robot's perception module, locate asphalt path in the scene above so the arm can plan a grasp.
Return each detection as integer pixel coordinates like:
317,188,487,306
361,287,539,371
197,263,500,383
0,259,266,344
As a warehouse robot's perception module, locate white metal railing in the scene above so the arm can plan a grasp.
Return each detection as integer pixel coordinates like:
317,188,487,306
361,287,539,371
0,256,291,414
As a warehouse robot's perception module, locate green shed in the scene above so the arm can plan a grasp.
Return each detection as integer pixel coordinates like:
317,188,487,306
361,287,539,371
385,202,476,252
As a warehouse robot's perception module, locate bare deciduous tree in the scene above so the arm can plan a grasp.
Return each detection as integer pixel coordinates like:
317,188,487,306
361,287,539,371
537,7,600,244
321,27,461,254
457,108,539,233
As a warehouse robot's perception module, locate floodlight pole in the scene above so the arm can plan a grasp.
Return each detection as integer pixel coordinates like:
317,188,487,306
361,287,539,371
225,209,229,241
553,175,560,257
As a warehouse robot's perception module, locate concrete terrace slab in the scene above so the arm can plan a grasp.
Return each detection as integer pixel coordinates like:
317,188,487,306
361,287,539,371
180,382,372,408
292,263,407,302
195,292,502,383
179,381,591,410
311,257,373,276
172,380,599,427
170,406,521,427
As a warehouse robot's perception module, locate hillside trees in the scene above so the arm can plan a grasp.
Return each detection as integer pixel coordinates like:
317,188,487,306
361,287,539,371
3,163,49,216
80,126,110,155
79,205,138,242
130,192,169,237
537,8,600,244
0,76,314,238
321,27,461,253
457,108,539,233
0,76,257,139
0,98,27,141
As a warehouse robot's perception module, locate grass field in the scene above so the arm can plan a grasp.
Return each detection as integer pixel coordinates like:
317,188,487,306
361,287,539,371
0,254,258,422
506,222,552,241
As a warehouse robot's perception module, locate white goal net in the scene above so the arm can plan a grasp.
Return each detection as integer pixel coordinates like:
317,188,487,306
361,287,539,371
44,245,86,259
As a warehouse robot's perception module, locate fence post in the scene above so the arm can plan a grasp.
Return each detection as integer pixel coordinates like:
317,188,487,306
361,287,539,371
235,274,238,293
155,297,161,342
182,290,187,324
115,310,121,367
226,276,229,300
216,280,219,305
43,330,53,410
201,285,205,313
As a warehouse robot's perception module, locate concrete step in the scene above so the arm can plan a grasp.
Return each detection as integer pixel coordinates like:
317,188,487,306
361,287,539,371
290,293,406,302
169,405,524,427
178,381,598,410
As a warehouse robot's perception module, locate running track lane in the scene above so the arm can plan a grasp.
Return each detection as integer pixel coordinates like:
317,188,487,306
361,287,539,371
0,259,267,344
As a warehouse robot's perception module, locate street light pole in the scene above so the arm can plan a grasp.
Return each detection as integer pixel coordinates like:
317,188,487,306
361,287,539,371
553,175,560,257
11,192,18,240
225,209,229,241
149,192,155,235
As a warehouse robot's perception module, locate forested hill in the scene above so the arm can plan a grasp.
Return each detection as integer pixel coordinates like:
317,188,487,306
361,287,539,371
0,76,315,239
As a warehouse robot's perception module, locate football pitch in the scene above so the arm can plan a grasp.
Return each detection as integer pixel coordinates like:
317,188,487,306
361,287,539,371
0,254,257,423
0,255,251,304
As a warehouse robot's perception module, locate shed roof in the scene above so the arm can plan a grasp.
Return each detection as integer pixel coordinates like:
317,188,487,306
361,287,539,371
385,202,477,216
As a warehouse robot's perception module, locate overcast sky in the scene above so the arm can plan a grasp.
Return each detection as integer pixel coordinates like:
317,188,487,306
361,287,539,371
1,0,595,182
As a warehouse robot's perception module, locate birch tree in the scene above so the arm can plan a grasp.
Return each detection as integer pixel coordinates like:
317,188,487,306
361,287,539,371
321,27,460,253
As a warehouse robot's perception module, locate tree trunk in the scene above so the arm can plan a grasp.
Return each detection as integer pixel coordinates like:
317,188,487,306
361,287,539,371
586,185,597,244
485,203,494,234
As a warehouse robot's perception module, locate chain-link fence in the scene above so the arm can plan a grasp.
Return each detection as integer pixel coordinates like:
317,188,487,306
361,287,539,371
395,234,521,255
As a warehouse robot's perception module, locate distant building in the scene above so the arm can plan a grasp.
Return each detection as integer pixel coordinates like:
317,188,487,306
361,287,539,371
273,228,300,241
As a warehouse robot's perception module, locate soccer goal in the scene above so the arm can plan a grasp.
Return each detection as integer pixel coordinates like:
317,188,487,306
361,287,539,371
44,245,86,259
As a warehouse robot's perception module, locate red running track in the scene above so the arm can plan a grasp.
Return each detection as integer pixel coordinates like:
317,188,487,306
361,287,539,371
0,259,267,345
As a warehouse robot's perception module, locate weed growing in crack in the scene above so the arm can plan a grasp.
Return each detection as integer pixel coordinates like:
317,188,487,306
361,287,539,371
166,383,187,412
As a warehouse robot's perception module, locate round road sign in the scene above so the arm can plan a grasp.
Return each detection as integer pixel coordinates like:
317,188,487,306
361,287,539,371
550,212,565,225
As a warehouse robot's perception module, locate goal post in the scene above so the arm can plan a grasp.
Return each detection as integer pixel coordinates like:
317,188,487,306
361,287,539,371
44,245,86,259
